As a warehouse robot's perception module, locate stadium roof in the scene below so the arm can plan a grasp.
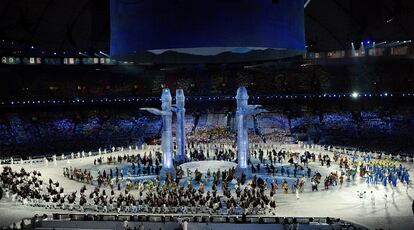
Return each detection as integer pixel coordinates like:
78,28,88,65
0,0,413,52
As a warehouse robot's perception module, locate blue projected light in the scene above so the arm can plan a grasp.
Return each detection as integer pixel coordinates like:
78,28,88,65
364,39,372,45
110,0,305,62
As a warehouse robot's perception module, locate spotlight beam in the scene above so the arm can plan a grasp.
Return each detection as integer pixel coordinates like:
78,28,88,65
304,0,312,8
99,51,110,58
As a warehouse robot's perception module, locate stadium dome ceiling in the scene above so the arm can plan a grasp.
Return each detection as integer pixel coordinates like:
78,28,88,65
305,0,414,51
0,0,110,52
0,0,413,52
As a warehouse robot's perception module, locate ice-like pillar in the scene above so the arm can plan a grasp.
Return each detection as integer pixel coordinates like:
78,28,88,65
235,87,266,178
236,87,249,176
140,88,175,178
174,89,188,162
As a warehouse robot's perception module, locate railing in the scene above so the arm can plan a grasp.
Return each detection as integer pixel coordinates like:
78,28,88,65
1,44,413,67
0,144,152,165
306,44,413,60
2,142,413,166
298,142,414,162
22,213,366,230
2,92,414,109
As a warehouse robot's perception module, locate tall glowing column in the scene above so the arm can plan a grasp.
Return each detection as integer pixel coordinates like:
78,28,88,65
140,88,175,178
174,89,188,162
235,87,266,178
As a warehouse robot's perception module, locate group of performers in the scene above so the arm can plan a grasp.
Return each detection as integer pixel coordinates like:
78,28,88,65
362,159,410,187
335,152,410,188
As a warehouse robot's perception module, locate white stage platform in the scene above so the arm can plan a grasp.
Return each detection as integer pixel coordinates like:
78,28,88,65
180,160,237,174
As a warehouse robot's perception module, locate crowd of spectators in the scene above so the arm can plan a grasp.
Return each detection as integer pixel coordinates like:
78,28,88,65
1,106,414,160
0,111,160,158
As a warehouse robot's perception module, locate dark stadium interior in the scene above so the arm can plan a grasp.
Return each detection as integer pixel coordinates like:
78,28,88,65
1,1,414,230
0,0,414,161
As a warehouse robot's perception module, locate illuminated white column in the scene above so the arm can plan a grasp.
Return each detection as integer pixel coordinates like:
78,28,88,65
174,89,188,162
141,88,175,178
235,87,266,178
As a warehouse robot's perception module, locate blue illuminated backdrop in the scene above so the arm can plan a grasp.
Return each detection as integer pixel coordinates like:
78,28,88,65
110,0,305,60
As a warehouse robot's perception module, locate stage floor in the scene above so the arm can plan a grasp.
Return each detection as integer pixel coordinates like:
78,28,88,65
180,160,237,174
1,144,413,229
